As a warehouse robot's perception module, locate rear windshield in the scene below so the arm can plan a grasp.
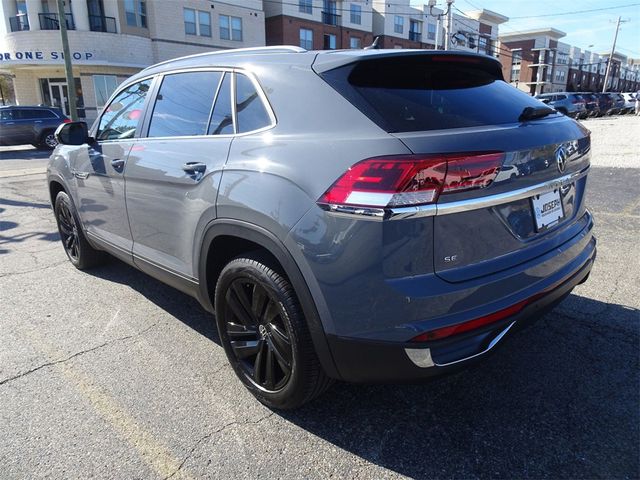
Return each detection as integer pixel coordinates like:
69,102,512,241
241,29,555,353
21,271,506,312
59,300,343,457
321,55,546,133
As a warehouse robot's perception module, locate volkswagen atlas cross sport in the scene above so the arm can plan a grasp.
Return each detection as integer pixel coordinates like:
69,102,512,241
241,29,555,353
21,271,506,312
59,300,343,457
48,46,596,409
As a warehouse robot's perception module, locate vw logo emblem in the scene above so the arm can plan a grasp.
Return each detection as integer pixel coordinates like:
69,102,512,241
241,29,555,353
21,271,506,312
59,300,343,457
556,146,568,173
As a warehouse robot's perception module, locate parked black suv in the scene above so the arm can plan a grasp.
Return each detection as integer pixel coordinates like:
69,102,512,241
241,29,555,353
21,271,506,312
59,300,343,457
0,106,70,149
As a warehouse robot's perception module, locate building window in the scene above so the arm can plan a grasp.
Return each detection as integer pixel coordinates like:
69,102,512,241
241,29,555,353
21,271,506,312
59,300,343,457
220,14,242,41
427,23,436,41
409,20,421,41
93,75,119,109
299,28,313,50
184,8,196,35
299,0,312,14
124,0,146,28
511,50,522,82
199,11,211,37
350,4,361,25
323,33,336,50
394,15,404,34
350,37,361,49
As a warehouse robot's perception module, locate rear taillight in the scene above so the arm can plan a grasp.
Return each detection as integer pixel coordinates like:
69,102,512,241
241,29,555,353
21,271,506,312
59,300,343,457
318,152,504,209
62,118,71,123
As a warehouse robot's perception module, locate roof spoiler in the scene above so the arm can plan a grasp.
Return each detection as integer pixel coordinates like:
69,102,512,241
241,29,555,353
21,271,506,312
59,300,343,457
311,49,503,75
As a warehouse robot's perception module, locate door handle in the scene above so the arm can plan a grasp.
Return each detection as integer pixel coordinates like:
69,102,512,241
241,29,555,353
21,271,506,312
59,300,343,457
182,162,207,174
34,120,43,123
111,158,126,170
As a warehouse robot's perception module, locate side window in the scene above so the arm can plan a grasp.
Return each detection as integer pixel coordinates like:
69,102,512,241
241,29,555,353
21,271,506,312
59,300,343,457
14,109,40,120
38,110,57,119
148,71,222,138
0,109,13,121
97,79,151,141
208,73,234,135
235,73,272,134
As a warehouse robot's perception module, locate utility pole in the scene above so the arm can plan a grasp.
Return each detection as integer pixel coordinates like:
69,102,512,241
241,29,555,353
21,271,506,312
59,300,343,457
602,16,627,93
56,0,78,121
445,0,454,51
427,0,454,51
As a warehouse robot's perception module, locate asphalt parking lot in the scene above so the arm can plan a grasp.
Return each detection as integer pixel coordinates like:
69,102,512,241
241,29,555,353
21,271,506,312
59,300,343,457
1,115,639,479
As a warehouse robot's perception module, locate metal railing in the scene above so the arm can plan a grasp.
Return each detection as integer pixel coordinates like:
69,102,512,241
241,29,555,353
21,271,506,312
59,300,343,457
89,14,117,33
39,12,75,30
9,15,30,31
321,11,340,26
409,31,422,42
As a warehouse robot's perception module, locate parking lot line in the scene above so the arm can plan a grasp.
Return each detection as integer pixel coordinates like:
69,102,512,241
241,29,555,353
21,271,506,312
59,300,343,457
16,325,194,480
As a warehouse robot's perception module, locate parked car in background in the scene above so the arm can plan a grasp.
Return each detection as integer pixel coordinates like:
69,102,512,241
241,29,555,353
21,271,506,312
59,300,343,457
0,106,70,149
612,93,631,114
47,47,595,409
594,93,615,116
535,93,587,119
577,93,600,117
621,92,636,112
605,93,624,115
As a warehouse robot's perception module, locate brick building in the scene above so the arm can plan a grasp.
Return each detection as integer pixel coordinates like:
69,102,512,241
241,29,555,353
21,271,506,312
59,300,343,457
264,0,374,51
0,0,265,121
499,28,566,95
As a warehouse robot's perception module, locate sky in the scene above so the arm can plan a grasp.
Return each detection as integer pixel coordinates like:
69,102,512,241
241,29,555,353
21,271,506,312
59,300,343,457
412,0,640,58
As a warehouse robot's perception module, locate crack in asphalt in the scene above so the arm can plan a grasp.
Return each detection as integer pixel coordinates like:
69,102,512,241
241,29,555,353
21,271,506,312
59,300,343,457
0,322,159,387
0,260,68,278
164,412,276,480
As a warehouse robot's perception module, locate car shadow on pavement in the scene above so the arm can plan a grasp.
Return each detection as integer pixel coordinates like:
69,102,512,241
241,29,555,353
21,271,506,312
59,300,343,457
87,259,639,478
279,296,639,479
90,259,220,344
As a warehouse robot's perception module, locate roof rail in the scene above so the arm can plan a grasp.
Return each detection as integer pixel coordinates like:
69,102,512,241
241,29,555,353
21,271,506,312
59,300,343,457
141,46,307,72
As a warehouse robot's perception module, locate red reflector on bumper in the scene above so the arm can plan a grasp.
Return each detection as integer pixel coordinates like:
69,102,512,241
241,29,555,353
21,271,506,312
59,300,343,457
410,292,548,342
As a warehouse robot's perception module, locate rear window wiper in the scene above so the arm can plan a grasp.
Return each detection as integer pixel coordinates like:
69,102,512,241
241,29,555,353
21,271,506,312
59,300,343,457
519,106,556,122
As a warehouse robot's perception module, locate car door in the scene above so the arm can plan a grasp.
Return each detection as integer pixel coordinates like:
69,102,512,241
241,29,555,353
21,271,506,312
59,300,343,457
71,78,153,260
0,108,20,145
124,70,234,283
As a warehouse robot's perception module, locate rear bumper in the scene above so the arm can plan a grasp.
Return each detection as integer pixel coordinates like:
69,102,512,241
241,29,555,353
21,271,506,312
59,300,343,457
326,235,596,383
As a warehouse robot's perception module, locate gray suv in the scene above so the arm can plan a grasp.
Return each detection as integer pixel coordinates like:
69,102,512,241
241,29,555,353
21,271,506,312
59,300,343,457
535,93,587,119
1,105,69,149
48,47,595,409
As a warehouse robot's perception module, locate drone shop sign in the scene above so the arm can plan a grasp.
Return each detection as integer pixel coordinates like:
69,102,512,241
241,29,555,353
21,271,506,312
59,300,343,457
0,50,94,62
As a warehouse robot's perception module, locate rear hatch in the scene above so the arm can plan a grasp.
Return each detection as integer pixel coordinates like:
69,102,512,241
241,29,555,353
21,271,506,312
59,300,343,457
316,51,591,282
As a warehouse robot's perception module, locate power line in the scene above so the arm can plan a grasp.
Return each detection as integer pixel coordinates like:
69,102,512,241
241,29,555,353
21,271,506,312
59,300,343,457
509,2,640,19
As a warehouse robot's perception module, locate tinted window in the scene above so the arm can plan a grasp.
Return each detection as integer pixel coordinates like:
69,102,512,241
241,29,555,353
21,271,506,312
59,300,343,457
208,73,234,135
0,109,13,121
235,73,271,133
321,56,546,132
97,79,151,141
14,109,50,120
148,71,222,138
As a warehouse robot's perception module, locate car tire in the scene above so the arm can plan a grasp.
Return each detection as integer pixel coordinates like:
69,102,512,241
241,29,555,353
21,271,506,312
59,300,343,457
54,191,106,269
38,130,58,150
215,253,333,410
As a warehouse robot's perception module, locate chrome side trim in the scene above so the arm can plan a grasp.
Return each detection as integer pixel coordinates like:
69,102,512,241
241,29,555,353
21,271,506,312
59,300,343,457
404,321,516,369
436,166,589,216
323,166,590,221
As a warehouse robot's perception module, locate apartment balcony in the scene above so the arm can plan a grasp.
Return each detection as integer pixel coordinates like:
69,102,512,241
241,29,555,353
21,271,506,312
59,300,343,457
9,15,29,32
321,11,340,26
89,14,117,33
39,12,75,30
409,31,421,42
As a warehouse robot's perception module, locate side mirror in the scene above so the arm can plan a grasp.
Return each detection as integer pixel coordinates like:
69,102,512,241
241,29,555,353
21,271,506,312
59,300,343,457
55,121,92,146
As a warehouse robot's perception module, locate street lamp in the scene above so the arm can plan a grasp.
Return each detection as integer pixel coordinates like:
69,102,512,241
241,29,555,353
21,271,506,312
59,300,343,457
427,0,454,50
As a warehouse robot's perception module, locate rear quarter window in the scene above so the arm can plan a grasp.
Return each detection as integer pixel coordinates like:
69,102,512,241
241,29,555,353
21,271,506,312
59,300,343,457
321,55,546,132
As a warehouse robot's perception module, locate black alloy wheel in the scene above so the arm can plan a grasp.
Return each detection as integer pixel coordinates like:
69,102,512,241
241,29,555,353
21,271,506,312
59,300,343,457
215,254,333,409
56,197,80,262
53,191,106,269
222,277,293,391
